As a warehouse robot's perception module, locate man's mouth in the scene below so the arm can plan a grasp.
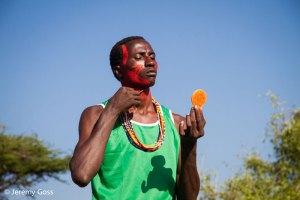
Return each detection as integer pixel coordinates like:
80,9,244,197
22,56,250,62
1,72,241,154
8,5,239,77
145,70,157,77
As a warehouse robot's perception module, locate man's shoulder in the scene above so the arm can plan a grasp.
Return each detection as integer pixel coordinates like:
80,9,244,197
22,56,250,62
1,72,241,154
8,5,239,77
159,104,184,126
172,113,185,125
80,105,104,121
81,98,109,116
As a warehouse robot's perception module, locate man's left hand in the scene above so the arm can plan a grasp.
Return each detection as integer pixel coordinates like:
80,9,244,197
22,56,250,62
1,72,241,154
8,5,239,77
179,106,206,139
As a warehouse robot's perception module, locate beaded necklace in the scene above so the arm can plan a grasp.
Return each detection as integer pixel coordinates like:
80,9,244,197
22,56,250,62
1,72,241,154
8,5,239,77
121,97,165,152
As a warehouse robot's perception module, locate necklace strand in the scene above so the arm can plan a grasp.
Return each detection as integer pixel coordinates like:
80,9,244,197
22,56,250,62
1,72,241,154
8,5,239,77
121,98,165,152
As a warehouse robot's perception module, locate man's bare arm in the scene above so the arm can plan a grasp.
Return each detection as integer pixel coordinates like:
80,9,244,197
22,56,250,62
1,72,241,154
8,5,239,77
173,107,205,200
69,87,141,187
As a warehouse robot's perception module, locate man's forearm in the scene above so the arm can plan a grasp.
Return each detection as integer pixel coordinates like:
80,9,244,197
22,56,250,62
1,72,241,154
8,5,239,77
177,138,200,200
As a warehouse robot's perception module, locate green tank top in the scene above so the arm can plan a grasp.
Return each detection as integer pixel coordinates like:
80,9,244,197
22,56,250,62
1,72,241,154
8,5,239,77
91,100,180,200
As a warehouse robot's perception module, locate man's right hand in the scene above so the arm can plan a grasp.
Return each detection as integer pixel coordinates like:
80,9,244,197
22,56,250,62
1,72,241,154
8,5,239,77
109,87,141,114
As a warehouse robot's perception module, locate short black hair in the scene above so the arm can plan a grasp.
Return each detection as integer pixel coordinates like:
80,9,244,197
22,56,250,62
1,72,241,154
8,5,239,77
109,36,146,80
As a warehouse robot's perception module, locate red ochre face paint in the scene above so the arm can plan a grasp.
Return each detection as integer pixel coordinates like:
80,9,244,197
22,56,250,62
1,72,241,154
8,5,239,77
121,44,128,65
122,64,150,87
120,41,157,88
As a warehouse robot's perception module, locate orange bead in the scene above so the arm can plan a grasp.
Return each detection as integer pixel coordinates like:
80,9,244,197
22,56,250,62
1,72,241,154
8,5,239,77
191,89,207,107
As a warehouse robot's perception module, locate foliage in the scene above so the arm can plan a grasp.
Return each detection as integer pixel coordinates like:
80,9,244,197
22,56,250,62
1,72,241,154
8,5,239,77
200,95,300,200
0,125,70,195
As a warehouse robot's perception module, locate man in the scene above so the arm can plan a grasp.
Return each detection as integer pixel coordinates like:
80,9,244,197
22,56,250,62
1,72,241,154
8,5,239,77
70,36,206,200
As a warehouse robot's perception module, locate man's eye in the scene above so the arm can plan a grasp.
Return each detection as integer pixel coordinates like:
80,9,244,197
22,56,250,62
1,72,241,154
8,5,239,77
150,54,156,59
135,54,142,59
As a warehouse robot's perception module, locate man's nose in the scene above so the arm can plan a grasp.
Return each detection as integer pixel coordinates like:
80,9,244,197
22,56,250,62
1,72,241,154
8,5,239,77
145,57,155,68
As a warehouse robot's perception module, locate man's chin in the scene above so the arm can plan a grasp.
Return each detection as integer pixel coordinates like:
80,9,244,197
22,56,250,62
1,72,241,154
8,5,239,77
122,79,156,89
134,82,155,90
146,80,156,88
137,78,156,88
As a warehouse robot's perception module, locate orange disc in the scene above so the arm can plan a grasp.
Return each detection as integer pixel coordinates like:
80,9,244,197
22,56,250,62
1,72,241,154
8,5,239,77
191,89,207,107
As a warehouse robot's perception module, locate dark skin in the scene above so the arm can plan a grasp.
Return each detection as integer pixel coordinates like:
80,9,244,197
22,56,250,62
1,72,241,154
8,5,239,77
69,39,206,199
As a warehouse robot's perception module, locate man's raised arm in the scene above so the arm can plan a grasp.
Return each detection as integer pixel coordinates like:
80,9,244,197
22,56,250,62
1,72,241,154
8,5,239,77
69,87,141,187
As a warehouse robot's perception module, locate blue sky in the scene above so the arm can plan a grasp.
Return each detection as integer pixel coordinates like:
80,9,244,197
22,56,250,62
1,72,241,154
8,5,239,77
1,0,299,199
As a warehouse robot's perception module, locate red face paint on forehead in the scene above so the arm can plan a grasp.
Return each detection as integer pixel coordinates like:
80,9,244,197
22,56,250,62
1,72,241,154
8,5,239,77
121,44,128,65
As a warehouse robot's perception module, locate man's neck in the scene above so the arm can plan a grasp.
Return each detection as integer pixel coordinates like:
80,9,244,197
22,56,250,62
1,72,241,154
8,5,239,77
132,88,157,123
122,85,154,114
121,86,158,123
137,89,153,111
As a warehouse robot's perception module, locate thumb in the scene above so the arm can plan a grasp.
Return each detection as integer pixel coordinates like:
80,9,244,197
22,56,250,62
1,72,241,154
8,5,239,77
179,121,185,136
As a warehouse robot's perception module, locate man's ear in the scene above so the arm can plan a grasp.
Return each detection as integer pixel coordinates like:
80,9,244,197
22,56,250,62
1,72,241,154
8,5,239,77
113,65,122,81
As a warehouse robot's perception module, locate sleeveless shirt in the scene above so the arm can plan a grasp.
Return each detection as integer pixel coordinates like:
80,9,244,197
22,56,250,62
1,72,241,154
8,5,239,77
91,101,180,200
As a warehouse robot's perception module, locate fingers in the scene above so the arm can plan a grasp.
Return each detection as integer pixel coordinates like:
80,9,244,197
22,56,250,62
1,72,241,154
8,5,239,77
129,89,142,106
125,87,141,102
186,114,191,131
186,113,197,137
123,87,141,95
185,106,206,138
195,105,202,123
195,105,206,131
190,107,197,136
131,92,141,106
114,87,141,111
179,121,185,136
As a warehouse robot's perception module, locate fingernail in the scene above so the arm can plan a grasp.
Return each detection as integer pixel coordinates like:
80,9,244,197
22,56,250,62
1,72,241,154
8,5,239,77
180,121,184,126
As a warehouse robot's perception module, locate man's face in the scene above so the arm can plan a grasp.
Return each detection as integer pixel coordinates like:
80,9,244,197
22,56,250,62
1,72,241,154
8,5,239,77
119,39,158,89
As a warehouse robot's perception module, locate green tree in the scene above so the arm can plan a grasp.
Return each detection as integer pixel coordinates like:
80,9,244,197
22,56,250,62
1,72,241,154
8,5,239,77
0,125,70,198
200,95,300,200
